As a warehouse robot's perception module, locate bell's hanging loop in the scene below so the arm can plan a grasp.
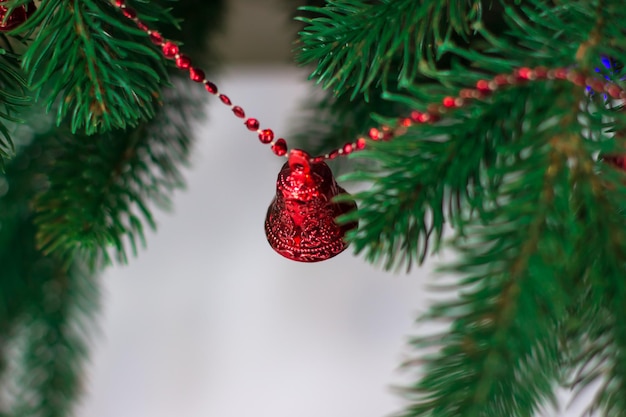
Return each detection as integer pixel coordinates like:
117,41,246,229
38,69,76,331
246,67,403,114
264,149,358,262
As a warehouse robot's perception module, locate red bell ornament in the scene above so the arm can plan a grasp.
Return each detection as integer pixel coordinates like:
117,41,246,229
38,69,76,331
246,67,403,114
265,149,357,262
0,0,36,31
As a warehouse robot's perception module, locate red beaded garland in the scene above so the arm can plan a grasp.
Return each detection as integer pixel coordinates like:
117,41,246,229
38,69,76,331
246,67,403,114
110,0,626,166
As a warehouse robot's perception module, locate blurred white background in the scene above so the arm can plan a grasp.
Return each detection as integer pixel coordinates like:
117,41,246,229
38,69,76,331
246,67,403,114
77,1,588,416
79,67,432,417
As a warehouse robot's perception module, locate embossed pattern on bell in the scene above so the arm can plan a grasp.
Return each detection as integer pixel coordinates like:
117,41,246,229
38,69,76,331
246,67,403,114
265,158,357,262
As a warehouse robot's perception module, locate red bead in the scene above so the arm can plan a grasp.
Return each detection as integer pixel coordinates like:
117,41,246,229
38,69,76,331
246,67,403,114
410,111,422,122
443,96,456,108
162,41,179,58
356,138,366,150
517,67,533,80
136,20,148,31
494,74,509,86
607,84,622,99
189,67,205,82
149,31,163,45
272,139,287,156
343,143,353,155
312,156,326,164
534,66,548,79
115,0,125,6
219,94,231,105
569,71,586,86
259,129,274,144
245,118,259,131
122,7,136,19
232,106,245,118
175,54,191,69
369,127,381,140
476,79,490,91
205,81,218,94
417,112,431,123
401,117,412,127
328,149,340,159
459,88,474,99
554,68,568,79
588,78,605,93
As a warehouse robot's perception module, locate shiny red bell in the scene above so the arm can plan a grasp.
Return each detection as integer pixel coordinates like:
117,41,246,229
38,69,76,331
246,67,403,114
0,0,36,31
265,149,357,262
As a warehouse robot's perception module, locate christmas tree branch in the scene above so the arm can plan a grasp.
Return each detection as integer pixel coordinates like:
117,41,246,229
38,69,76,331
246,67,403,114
0,133,96,417
0,50,29,164
10,262,98,417
341,83,551,270
19,0,171,135
296,0,481,98
402,134,569,417
33,79,201,267
561,128,626,416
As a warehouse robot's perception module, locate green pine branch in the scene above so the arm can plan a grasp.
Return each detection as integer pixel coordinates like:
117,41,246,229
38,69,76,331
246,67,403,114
33,80,201,267
10,262,98,417
0,131,96,417
0,48,29,164
399,82,609,415
18,0,172,135
562,149,626,417
340,82,555,270
402,135,569,417
296,0,481,98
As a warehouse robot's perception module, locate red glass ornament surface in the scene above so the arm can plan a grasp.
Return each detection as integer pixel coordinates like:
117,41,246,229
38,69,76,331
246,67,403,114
0,0,35,31
265,150,357,262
